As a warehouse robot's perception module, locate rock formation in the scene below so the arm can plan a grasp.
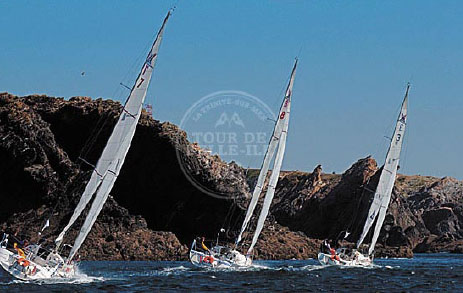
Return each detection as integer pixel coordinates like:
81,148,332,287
1,93,462,260
270,159,463,255
0,93,248,260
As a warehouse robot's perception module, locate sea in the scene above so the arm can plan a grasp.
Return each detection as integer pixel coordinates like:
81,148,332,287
0,253,462,292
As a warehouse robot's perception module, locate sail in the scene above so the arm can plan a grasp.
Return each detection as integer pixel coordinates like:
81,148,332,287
64,11,171,261
247,60,297,253
356,84,410,255
235,90,288,244
235,134,279,245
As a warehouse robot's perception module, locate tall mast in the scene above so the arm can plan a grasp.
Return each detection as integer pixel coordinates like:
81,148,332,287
244,59,297,253
235,59,298,247
356,83,410,255
56,10,172,261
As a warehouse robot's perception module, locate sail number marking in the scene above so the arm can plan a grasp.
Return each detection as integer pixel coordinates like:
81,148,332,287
284,98,289,107
137,78,145,88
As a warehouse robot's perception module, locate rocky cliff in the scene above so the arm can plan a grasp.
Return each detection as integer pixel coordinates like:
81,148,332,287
0,93,249,260
268,158,463,255
0,93,461,261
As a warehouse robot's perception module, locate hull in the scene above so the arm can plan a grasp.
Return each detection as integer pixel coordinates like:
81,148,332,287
318,250,372,267
0,246,12,268
0,248,76,280
0,238,76,281
189,240,252,269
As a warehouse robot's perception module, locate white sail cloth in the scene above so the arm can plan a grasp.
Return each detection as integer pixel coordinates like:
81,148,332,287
356,84,409,255
58,12,171,261
235,61,298,247
243,60,297,253
235,82,290,245
235,135,279,245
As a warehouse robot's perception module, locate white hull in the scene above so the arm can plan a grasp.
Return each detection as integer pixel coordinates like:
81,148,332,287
0,246,12,268
0,237,75,281
189,240,252,269
318,250,372,267
0,247,76,280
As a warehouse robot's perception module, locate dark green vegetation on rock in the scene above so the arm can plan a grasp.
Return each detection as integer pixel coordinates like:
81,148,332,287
0,93,461,260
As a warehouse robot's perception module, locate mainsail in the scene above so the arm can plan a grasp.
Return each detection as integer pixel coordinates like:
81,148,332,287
356,84,410,255
235,61,297,246
55,11,171,261
234,59,297,251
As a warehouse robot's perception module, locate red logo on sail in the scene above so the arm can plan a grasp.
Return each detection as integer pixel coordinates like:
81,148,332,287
399,113,407,123
284,98,289,107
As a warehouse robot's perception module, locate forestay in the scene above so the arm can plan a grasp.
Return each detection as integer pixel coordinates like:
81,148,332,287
235,63,296,246
247,60,297,253
59,11,171,261
356,84,410,255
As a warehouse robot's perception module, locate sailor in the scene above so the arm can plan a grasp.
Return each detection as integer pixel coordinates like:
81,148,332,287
329,247,340,261
320,239,331,253
13,243,25,259
324,240,331,253
14,243,30,267
201,237,209,252
330,239,341,261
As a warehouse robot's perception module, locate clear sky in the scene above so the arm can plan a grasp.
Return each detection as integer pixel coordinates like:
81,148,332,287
1,0,462,179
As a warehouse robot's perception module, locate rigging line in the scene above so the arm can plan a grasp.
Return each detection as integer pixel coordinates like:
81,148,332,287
401,87,411,175
373,87,403,168
242,60,294,172
108,30,151,104
38,159,92,242
347,176,374,239
112,10,167,104
230,203,243,232
82,85,142,160
78,17,168,162
221,201,235,231
44,11,170,249
78,110,108,154
79,111,113,161
225,206,239,241
52,97,117,239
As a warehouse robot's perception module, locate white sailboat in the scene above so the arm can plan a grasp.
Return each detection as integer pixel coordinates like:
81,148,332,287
0,10,172,280
318,83,410,267
189,59,298,268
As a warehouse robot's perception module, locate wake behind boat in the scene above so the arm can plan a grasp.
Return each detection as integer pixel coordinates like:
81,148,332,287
190,239,251,268
189,59,298,268
318,83,410,267
0,10,172,280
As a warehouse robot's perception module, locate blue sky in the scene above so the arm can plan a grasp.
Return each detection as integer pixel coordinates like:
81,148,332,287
1,0,462,178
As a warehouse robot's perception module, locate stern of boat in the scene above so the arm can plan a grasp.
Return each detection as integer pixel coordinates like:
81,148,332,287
318,252,336,266
189,239,218,268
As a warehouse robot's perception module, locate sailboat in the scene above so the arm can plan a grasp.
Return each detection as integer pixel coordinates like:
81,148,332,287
0,10,172,280
318,83,410,267
189,59,298,268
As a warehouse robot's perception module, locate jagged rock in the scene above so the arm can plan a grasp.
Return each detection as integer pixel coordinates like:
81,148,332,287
272,165,325,220
270,158,463,256
270,157,378,241
0,93,250,260
253,226,321,260
422,207,459,236
1,93,462,260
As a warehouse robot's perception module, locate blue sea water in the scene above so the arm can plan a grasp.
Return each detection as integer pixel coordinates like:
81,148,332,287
0,254,462,292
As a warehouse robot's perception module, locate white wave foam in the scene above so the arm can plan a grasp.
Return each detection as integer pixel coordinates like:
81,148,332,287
0,268,105,285
162,265,189,272
299,264,327,271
